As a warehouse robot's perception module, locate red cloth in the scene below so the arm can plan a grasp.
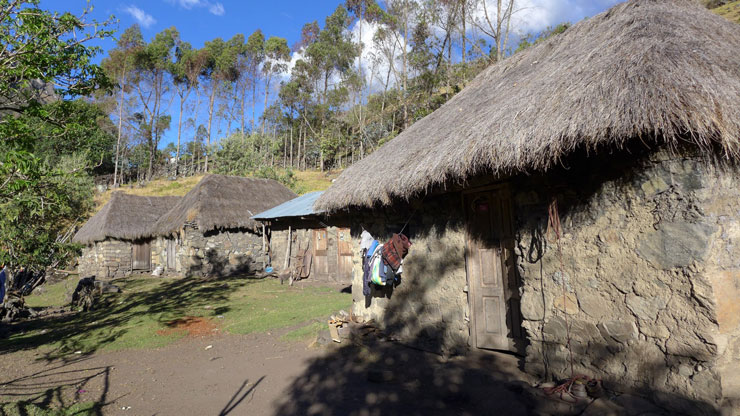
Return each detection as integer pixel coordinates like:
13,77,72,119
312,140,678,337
381,233,411,272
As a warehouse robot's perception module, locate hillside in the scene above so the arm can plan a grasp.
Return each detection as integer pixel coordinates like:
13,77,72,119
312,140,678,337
712,0,740,23
93,170,339,213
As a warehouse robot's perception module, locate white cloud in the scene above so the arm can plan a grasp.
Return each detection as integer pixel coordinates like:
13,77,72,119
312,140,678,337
124,5,156,28
165,0,226,16
208,2,225,16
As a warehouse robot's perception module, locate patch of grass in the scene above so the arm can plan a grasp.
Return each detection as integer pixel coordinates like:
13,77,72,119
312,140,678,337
293,170,341,194
5,276,350,357
93,175,205,212
24,277,77,308
0,401,96,416
713,0,740,23
282,321,326,342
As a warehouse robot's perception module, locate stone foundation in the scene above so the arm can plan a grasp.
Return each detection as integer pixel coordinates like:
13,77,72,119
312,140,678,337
77,239,133,279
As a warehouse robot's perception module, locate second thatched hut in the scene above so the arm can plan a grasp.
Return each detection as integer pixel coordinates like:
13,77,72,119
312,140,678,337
149,174,296,277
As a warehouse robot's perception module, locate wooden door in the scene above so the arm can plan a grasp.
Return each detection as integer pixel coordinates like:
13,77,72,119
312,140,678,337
312,229,329,276
336,228,353,283
132,241,151,271
166,239,177,270
464,188,522,352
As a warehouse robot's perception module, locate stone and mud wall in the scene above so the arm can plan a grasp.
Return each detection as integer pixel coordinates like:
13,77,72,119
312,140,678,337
172,223,263,277
77,240,133,279
347,195,470,355
347,147,739,414
512,149,740,414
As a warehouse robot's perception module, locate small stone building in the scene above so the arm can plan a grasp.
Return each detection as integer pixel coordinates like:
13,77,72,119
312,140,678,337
149,174,296,277
315,1,740,414
73,193,181,279
252,191,353,285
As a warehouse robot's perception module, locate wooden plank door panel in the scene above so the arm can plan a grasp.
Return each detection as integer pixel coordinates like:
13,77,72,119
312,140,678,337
336,228,353,283
132,241,151,271
312,229,329,276
166,239,176,270
465,189,521,352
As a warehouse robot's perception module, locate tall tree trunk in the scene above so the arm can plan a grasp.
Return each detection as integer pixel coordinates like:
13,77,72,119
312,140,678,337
113,67,126,187
402,6,409,129
175,93,185,178
290,125,293,168
205,80,217,173
262,74,272,135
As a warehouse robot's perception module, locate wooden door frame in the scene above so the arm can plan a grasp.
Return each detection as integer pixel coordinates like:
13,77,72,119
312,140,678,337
131,240,152,271
335,227,353,283
462,184,522,352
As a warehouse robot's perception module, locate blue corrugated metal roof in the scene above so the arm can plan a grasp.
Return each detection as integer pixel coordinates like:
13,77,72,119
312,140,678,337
251,191,324,220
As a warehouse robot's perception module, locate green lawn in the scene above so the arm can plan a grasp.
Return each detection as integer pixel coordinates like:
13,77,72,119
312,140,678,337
6,275,350,358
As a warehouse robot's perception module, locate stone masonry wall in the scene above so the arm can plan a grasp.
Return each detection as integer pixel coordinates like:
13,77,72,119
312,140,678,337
348,195,470,355
77,239,133,279
512,149,740,414
177,223,263,278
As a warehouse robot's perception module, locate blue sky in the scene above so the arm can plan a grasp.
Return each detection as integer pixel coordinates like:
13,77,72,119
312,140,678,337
42,0,622,149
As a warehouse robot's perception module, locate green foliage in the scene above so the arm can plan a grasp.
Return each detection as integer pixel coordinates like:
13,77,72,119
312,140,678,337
0,1,111,270
515,23,571,54
0,152,94,269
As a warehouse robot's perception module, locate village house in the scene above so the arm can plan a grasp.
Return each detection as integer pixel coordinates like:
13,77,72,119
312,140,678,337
149,174,296,277
252,191,353,285
314,0,740,414
73,193,181,278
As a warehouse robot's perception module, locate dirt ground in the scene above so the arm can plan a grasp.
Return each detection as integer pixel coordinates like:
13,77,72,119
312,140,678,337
0,322,675,416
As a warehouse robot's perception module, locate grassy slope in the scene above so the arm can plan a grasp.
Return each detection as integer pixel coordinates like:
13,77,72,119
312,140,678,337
92,170,338,213
10,276,350,357
713,0,740,23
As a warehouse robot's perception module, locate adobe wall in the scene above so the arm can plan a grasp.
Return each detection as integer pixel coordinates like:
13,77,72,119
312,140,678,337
347,195,470,355
513,149,739,414
77,239,132,279
176,223,263,277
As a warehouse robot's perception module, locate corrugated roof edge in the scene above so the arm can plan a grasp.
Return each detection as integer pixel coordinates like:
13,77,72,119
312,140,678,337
251,191,325,220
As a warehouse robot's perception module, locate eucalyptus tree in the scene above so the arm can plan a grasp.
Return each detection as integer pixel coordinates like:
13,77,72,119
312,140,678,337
132,27,178,179
261,36,290,134
345,0,383,158
170,42,207,176
101,25,143,186
202,34,245,172
243,30,265,133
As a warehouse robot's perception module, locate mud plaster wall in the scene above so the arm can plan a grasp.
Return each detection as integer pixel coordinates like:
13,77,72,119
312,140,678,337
269,220,349,284
348,195,470,355
78,240,133,279
513,149,740,414
171,223,263,277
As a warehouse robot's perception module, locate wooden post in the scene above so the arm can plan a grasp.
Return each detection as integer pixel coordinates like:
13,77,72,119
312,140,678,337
284,226,292,271
262,224,266,269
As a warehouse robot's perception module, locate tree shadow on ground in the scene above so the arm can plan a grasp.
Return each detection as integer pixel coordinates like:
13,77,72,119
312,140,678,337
219,376,265,416
0,273,266,361
0,356,117,415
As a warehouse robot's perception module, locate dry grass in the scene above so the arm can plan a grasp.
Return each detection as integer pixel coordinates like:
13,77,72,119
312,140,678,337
94,175,204,212
713,0,740,23
293,170,341,194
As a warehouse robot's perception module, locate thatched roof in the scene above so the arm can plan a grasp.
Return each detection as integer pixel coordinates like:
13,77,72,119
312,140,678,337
316,0,740,211
152,174,297,236
73,193,181,245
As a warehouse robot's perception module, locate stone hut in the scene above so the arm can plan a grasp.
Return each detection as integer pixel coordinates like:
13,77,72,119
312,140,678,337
252,191,353,285
73,193,181,279
315,0,740,413
149,174,296,277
